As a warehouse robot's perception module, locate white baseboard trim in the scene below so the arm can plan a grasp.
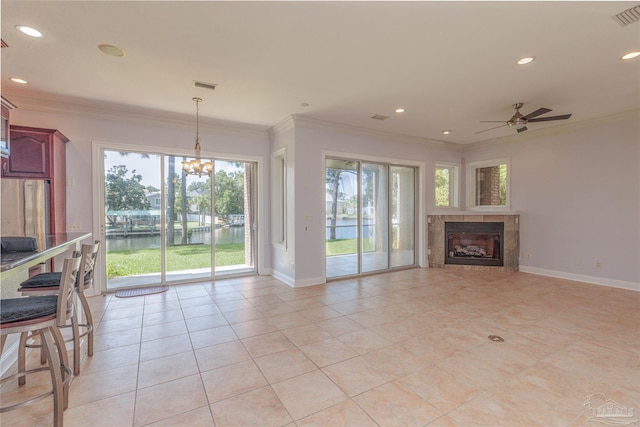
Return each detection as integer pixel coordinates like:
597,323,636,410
519,266,640,292
293,276,327,288
271,270,295,287
270,270,326,288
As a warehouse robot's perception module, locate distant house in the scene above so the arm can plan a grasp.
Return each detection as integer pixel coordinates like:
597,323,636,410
146,192,161,209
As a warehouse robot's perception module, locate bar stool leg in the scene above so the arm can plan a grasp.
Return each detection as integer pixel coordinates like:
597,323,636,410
71,308,81,376
18,331,28,386
79,293,94,356
50,324,71,410
41,326,64,427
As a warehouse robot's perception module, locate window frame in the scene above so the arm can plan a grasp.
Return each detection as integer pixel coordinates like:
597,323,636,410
434,161,460,209
465,157,510,211
271,147,287,249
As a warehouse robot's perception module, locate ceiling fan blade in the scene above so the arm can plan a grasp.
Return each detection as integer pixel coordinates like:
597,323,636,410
474,124,508,134
528,113,572,122
480,120,508,123
522,107,552,120
516,126,528,133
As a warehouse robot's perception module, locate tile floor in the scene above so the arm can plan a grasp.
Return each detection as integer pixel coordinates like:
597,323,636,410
1,269,639,426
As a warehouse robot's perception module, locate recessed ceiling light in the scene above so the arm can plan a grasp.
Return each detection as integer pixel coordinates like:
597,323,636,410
16,25,43,38
395,108,405,113
621,51,640,60
442,130,451,135
516,56,535,65
10,77,28,84
98,44,126,57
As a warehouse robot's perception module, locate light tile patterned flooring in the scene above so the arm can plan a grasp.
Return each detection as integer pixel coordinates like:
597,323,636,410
2,269,639,426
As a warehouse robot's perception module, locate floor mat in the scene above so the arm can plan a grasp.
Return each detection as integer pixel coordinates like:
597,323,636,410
115,286,169,298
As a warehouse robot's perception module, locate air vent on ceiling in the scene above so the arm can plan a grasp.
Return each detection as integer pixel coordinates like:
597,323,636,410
613,5,640,26
193,80,218,91
1,39,7,48
371,114,389,121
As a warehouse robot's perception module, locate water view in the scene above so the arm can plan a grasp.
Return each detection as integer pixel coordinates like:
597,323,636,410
106,226,245,251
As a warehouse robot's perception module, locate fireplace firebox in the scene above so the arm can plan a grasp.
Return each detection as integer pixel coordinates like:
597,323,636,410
445,222,504,267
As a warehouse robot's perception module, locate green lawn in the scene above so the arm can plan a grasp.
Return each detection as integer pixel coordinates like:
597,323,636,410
326,238,374,255
107,238,367,277
107,243,245,278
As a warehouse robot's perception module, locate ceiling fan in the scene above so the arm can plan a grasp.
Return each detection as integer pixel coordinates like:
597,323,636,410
475,103,572,134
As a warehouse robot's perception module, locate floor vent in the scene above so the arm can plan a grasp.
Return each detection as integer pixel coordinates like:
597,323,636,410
613,5,640,26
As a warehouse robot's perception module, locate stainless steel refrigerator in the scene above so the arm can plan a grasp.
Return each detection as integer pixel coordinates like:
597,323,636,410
1,178,51,238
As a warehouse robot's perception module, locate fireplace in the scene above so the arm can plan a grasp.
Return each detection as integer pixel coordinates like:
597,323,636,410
445,222,504,267
427,213,518,271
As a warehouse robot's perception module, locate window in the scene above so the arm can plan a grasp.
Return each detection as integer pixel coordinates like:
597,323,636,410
466,157,510,210
435,163,459,208
271,148,286,247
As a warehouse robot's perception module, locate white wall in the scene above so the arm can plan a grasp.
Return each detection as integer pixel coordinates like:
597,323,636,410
464,114,640,289
268,119,296,284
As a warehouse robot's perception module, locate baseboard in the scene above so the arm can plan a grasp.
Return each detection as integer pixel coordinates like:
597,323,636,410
292,276,327,288
271,270,295,287
270,270,326,288
519,266,640,291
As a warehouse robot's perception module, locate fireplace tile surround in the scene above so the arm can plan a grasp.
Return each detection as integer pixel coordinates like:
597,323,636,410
428,213,519,271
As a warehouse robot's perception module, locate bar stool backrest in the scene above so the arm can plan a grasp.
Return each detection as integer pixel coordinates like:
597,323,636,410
57,254,82,328
77,240,100,293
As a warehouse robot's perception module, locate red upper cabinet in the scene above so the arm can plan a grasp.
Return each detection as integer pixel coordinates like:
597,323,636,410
1,97,15,158
4,126,68,179
3,125,69,235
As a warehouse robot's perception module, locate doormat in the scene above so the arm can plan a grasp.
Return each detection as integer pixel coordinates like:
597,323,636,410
115,286,169,298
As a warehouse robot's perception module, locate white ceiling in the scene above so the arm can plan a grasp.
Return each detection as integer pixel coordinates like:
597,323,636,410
2,1,639,144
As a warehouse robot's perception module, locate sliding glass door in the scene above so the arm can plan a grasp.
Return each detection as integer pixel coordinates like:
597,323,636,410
164,155,213,283
102,147,256,290
362,163,389,273
391,166,415,268
214,160,255,275
326,158,416,279
325,159,359,277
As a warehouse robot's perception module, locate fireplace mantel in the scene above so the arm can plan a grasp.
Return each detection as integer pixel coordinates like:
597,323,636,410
427,213,519,271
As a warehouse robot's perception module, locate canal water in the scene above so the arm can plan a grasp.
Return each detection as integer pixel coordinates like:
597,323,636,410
106,226,245,251
106,219,368,251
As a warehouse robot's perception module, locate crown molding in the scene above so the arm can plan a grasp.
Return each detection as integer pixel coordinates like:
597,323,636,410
462,109,640,153
268,115,296,138
4,91,269,139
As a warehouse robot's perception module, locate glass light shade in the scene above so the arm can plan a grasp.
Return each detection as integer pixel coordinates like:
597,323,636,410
182,158,213,176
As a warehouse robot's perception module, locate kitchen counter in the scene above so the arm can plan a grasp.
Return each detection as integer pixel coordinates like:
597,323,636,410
0,232,92,282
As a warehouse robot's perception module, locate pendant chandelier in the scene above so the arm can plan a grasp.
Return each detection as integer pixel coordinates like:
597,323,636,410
182,97,213,176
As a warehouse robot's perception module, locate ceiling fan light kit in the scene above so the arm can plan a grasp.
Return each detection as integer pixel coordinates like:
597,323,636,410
475,102,572,135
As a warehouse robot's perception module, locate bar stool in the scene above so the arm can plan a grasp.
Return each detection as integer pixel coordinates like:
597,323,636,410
18,240,101,376
1,254,81,427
